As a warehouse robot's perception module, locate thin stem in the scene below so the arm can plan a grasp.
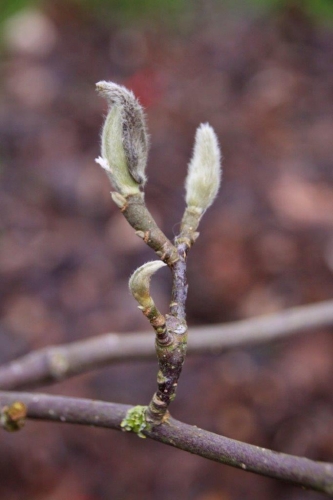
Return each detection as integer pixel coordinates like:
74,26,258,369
146,242,189,424
121,193,179,266
0,300,332,390
178,206,202,247
170,242,189,321
0,391,332,496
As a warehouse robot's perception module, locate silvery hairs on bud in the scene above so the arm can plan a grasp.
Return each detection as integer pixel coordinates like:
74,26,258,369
96,81,149,195
185,123,222,213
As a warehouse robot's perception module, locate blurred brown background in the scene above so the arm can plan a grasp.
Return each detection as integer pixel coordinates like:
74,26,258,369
0,0,333,498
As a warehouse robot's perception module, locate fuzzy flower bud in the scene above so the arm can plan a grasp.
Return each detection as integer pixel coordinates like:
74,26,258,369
129,261,166,310
185,123,222,213
96,81,149,196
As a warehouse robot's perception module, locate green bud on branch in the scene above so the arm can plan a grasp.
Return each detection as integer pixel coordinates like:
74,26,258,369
96,81,149,196
129,261,166,310
185,123,222,214
0,401,27,432
120,405,148,438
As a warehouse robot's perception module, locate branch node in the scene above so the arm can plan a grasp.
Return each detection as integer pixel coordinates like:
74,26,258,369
120,405,148,438
111,191,128,210
0,401,27,432
47,349,69,379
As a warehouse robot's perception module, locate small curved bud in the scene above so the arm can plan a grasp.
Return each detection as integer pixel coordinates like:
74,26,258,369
96,81,149,196
185,123,222,213
129,260,166,310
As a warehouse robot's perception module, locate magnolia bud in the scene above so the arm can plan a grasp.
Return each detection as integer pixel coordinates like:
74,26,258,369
96,81,149,196
129,261,166,310
185,123,222,213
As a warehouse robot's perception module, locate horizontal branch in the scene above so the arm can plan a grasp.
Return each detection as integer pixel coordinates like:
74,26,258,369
0,391,332,495
0,299,333,390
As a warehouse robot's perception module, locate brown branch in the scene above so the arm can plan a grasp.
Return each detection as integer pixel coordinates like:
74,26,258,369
114,190,190,423
0,299,332,391
121,193,179,266
170,242,189,321
0,391,332,495
146,241,189,423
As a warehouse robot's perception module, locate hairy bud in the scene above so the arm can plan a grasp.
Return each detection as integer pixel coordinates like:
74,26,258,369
96,81,149,196
129,261,166,310
185,123,222,213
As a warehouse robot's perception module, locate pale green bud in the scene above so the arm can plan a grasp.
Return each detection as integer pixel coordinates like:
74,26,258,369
129,260,166,310
96,81,149,196
120,405,147,438
185,123,222,213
